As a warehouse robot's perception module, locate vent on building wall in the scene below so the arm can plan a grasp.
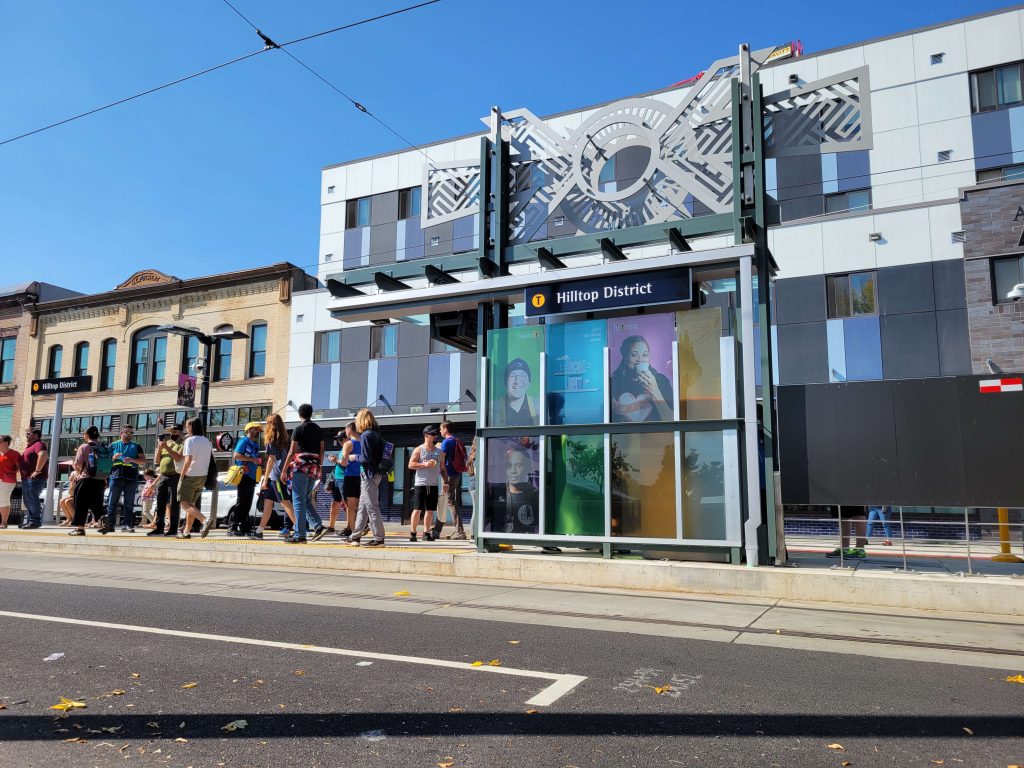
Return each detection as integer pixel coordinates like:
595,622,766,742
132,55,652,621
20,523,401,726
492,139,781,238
430,236,440,246
324,253,333,262
937,149,953,162
296,314,304,323
930,52,945,65
951,231,966,244
554,215,566,227
327,186,335,194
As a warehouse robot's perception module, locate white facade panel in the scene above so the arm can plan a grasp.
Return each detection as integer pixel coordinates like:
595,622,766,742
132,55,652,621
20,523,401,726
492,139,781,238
370,154,399,194
769,221,824,279
319,231,344,264
321,166,347,204
964,12,1023,70
915,74,971,124
918,116,973,180
320,201,346,236
345,160,373,198
863,37,918,90
872,207,932,267
927,203,966,262
821,214,878,274
870,84,919,133
396,150,423,188
452,136,482,162
814,47,865,80
922,161,975,202
912,23,968,80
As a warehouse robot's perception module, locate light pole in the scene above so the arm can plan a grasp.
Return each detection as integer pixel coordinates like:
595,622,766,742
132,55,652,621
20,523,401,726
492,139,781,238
158,324,249,530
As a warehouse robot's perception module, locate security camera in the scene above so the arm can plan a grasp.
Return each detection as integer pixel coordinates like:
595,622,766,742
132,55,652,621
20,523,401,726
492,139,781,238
192,359,206,374
1008,283,1024,302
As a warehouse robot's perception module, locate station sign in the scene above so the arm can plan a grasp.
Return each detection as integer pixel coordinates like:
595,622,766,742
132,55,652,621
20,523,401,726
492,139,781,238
525,267,692,317
30,376,92,396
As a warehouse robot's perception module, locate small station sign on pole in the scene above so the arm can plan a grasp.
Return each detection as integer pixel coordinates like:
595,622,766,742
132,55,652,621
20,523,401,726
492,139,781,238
30,375,92,523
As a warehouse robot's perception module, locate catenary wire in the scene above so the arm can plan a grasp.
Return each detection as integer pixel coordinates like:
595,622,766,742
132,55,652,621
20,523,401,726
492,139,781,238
0,1,442,148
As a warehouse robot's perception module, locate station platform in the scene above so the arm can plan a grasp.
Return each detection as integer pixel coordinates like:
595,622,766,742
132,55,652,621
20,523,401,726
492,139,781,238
1,524,1020,618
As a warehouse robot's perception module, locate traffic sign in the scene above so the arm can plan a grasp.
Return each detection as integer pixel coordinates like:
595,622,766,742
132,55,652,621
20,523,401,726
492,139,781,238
30,376,92,396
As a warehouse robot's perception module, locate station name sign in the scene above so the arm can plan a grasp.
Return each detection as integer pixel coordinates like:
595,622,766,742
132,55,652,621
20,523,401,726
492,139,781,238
525,267,692,317
31,376,92,396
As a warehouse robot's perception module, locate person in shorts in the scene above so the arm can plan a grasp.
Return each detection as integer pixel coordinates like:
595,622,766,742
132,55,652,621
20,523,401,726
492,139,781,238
0,435,20,529
249,414,294,539
177,417,213,539
408,425,449,542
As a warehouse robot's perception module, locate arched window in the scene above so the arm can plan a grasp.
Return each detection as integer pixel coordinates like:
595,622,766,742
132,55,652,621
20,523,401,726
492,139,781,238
129,327,168,389
73,342,89,378
46,345,63,378
180,335,200,375
247,322,268,378
100,339,117,391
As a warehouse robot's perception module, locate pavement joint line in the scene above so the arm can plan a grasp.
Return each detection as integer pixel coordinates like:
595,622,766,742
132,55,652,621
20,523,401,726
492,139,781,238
3,565,1024,657
0,609,587,707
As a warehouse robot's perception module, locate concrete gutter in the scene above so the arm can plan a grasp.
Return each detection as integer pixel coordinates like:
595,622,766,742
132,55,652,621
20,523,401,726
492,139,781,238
1,533,1020,617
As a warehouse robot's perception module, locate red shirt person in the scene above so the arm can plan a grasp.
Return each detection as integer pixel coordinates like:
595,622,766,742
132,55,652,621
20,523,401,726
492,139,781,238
0,435,21,528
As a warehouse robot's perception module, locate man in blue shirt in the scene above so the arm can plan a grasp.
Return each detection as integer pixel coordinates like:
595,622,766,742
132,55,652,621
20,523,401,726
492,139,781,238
226,422,262,536
431,420,467,540
102,427,147,534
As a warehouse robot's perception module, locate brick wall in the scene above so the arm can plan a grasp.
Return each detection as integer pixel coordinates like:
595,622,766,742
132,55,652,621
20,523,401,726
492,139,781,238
960,181,1024,373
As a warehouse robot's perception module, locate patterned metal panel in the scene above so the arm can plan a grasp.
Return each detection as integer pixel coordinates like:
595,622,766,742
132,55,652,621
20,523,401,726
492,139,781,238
423,162,481,227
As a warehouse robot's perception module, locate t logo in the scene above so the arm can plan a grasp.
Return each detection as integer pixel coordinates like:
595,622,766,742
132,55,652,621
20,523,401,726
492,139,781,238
531,293,546,308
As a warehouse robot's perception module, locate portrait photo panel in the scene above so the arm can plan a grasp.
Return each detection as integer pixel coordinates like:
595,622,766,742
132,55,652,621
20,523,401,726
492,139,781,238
484,436,540,534
487,327,544,428
608,313,676,424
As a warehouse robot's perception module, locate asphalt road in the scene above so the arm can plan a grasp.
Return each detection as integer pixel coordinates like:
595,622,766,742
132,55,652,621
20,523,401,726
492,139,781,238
0,562,1022,767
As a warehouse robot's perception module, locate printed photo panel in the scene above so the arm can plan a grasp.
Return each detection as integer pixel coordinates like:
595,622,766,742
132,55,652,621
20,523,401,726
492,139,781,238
487,327,544,427
608,313,676,424
545,319,607,425
484,436,540,534
545,434,605,536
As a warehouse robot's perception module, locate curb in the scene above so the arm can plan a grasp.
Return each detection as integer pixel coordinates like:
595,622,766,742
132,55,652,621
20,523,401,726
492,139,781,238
1,535,1020,616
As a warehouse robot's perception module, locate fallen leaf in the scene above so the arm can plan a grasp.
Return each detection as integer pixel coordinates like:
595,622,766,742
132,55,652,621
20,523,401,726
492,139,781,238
508,640,521,645
293,670,306,676
174,737,188,743
1006,674,1024,684
119,743,130,753
437,760,455,768
652,685,673,695
0,704,6,710
43,652,65,662
146,722,160,728
221,719,248,732
130,673,140,679
962,727,974,736
252,679,265,687
62,737,87,743
393,591,410,596
49,697,86,712
356,661,374,667
180,682,198,689
488,660,502,667
842,762,853,767
449,707,464,713
827,743,845,751
525,709,538,715
931,761,945,765
470,661,484,667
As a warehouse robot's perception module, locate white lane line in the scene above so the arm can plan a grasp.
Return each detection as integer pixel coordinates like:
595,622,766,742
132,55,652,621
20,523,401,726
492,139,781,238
0,609,585,707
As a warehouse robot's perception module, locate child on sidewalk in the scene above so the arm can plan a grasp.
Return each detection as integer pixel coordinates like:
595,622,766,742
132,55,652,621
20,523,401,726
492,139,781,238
140,468,159,529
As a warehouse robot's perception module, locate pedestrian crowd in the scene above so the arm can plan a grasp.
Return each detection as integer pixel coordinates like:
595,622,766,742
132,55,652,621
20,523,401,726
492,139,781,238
0,404,476,549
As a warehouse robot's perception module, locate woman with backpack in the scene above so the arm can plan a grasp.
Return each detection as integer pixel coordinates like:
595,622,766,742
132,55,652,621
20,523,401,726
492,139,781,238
345,408,387,547
68,426,109,536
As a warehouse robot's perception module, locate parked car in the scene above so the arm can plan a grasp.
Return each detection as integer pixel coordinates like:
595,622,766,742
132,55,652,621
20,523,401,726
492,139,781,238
200,474,288,530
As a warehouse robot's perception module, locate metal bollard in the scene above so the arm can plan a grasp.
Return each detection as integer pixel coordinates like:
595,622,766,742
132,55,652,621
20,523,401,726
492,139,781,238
837,506,845,569
898,506,910,573
964,508,973,576
992,508,1024,564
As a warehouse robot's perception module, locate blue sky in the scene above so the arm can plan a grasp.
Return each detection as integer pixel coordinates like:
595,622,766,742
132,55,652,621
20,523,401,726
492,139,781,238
0,0,1007,293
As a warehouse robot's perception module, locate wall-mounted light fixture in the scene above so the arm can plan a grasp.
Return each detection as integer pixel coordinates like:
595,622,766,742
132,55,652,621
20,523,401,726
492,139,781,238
868,232,883,242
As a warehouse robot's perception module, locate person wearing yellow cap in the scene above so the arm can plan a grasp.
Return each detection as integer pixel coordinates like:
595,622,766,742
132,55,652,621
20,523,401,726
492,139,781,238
225,421,263,536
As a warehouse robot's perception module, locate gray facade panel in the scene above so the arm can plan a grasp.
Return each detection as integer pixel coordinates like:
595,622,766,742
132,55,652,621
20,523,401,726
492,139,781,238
776,321,828,385
461,351,477,399
338,361,369,409
936,308,972,376
343,227,364,270
370,191,399,225
777,154,822,221
369,222,397,267
774,276,826,325
402,218,424,261
881,312,940,379
836,150,871,193
453,214,476,253
341,327,370,363
970,111,1013,171
932,258,966,311
398,322,430,358
397,356,429,406
878,263,935,316
423,220,454,259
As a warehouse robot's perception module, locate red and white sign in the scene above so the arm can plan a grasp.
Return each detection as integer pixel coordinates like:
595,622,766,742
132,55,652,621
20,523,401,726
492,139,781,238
979,377,1023,393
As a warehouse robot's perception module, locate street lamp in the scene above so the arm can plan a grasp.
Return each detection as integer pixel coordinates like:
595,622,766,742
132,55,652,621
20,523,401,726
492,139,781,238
158,324,249,425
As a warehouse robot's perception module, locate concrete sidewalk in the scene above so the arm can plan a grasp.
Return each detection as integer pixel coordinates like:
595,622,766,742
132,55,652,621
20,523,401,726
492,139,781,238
1,525,1021,617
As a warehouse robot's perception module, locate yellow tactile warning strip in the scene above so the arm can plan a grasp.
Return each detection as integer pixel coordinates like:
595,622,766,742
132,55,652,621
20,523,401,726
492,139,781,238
0,529,466,554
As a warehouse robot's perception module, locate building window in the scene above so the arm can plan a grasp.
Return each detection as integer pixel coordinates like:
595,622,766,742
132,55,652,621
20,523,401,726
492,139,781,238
214,337,233,381
100,339,116,391
315,330,341,364
181,335,200,375
73,342,89,378
129,327,167,388
47,345,63,378
824,188,871,214
993,255,1024,304
248,323,268,378
398,186,421,220
345,196,372,229
370,324,398,359
0,337,15,385
827,271,877,318
970,62,1023,113
977,164,1024,183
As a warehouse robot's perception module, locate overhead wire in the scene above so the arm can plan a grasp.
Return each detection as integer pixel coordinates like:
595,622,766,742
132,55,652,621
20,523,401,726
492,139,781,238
0,0,442,148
